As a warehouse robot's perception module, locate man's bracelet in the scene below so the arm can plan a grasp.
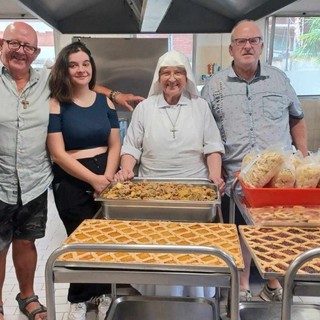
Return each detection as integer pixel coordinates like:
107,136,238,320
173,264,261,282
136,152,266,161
109,90,121,102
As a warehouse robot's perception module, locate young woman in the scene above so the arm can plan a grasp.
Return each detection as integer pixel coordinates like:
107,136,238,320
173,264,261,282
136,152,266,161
47,42,120,320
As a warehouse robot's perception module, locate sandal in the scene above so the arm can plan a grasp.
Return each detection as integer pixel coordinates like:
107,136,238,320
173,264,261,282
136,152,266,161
16,293,47,320
240,289,253,302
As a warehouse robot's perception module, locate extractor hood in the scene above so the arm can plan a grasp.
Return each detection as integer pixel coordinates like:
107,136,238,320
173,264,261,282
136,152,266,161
15,0,297,34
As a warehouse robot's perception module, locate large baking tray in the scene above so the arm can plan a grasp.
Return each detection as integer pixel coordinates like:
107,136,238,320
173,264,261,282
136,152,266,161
243,205,320,227
239,302,320,320
96,178,220,222
57,219,244,273
239,225,320,281
106,295,217,320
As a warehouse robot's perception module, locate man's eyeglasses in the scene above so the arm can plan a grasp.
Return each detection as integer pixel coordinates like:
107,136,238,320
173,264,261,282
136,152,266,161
159,69,186,80
3,39,38,55
232,37,262,47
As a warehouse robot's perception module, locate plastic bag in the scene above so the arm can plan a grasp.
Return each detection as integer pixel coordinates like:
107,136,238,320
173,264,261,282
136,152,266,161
241,151,258,171
295,154,320,188
290,150,304,169
240,147,285,188
269,152,296,188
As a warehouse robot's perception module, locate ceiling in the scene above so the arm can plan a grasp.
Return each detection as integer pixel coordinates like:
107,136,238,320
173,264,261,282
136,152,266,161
1,0,320,34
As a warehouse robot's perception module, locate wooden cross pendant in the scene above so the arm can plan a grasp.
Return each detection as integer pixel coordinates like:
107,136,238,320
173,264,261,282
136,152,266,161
22,99,29,109
170,127,177,138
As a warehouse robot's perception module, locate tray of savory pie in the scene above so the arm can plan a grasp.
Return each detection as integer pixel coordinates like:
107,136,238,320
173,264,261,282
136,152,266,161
242,205,320,227
57,219,244,272
239,225,320,280
95,178,220,222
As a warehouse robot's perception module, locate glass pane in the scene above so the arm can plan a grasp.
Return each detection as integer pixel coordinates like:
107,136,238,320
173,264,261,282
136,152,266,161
269,17,320,96
0,19,55,69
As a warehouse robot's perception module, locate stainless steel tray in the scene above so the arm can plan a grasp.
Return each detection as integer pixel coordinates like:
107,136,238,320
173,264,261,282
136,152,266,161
96,178,220,222
106,295,217,320
55,259,234,273
240,302,320,320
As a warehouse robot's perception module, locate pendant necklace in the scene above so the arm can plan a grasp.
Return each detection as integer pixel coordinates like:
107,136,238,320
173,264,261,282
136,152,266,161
164,104,182,139
20,84,31,109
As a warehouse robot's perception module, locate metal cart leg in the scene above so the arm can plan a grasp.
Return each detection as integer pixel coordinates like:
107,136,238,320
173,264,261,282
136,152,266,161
282,247,320,320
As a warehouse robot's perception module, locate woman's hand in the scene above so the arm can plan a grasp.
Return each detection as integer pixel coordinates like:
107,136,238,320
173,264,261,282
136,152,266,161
92,175,112,198
114,168,135,182
209,175,226,196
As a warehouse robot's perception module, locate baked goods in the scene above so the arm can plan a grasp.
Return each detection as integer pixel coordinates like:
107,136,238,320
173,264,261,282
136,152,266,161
100,181,217,201
295,163,320,188
241,151,284,188
241,152,257,170
59,219,244,269
290,151,303,169
269,167,295,188
239,225,320,275
247,205,320,226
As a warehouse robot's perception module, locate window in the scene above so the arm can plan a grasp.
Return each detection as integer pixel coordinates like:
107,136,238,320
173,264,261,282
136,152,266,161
266,16,320,96
0,19,55,69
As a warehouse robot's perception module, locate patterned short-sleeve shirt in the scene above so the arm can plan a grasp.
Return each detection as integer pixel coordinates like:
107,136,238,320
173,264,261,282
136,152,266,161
201,62,304,194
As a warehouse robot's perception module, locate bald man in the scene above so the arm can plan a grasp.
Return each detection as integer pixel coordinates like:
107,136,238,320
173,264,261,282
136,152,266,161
202,20,308,302
0,21,142,320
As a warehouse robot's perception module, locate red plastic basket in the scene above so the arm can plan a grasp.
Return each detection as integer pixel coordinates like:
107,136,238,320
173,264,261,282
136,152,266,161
238,175,320,207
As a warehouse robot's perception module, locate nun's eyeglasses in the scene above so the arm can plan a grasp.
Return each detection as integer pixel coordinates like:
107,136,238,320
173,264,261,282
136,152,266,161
159,70,186,79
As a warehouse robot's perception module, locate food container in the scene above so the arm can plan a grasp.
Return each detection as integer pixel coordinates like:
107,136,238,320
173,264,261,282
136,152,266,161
95,178,220,222
238,175,320,208
245,205,320,227
106,296,217,320
239,302,320,320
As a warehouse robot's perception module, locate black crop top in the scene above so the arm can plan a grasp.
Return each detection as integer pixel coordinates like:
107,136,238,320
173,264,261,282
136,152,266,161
48,93,119,151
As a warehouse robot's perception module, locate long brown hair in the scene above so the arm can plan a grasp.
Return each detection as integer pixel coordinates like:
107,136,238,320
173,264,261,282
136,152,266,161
49,41,97,103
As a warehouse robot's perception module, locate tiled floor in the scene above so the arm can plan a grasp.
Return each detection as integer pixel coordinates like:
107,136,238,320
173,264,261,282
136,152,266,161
2,190,319,319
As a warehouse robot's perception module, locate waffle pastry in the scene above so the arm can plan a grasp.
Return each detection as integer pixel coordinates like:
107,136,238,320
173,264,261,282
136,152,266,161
100,181,217,201
247,205,320,226
239,225,320,275
59,219,243,270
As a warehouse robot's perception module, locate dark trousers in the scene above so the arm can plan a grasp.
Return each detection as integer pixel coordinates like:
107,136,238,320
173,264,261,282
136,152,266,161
52,153,111,303
221,194,246,225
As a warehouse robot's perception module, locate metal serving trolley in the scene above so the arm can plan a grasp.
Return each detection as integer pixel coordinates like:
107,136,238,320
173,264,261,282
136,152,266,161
230,176,320,320
45,178,242,319
45,219,244,320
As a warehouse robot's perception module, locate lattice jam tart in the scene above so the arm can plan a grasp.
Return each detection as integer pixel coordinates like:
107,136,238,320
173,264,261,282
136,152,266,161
239,225,320,275
59,219,243,269
247,205,320,226
100,181,217,201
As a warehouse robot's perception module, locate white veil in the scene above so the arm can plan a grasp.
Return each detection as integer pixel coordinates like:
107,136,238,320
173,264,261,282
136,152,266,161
148,50,199,98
